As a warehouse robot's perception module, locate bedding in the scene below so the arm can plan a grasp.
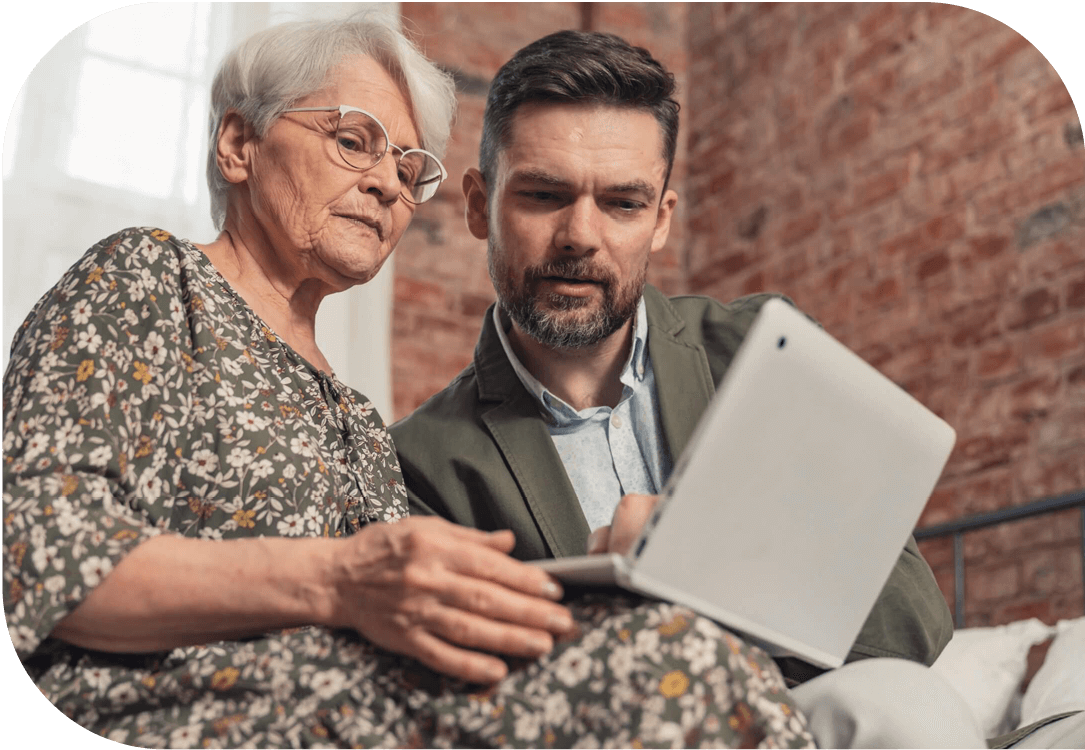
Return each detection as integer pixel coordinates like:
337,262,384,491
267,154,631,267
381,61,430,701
930,616,1085,739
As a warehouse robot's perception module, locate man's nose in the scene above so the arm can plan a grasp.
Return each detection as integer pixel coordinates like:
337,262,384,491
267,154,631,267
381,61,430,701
553,198,601,255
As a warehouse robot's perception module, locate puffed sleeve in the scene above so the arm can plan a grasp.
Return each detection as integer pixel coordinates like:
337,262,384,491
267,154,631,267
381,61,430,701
3,228,195,659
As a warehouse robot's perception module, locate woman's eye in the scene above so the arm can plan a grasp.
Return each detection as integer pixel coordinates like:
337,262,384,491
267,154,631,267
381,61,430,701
338,136,363,153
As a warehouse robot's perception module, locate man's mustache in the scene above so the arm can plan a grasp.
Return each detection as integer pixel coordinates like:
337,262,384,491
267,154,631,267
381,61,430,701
524,258,615,286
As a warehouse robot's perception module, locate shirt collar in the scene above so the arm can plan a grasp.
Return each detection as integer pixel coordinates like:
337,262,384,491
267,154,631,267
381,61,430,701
493,296,649,424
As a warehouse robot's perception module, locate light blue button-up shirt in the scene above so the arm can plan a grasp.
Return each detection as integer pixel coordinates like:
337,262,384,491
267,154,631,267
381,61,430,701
493,298,673,530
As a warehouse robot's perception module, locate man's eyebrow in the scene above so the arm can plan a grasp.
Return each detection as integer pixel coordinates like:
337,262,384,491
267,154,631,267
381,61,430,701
509,169,571,188
605,180,657,201
510,170,657,200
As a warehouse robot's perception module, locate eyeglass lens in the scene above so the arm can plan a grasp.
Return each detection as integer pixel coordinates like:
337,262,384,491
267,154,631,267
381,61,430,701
337,110,443,204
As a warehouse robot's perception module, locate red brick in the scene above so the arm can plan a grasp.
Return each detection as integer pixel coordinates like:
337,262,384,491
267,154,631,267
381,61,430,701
1022,546,1084,596
690,251,757,293
1006,287,1060,330
1007,371,1061,422
949,80,1000,123
915,535,952,571
777,210,821,247
395,276,446,305
949,423,1029,477
975,30,1033,73
846,37,904,80
800,3,858,43
965,234,1012,262
969,562,1021,603
1066,275,1085,309
458,291,495,319
925,3,968,29
916,251,951,281
945,297,1003,348
901,66,965,111
820,107,877,159
1026,318,1085,361
853,163,912,213
1036,407,1085,451
1029,159,1085,206
1022,238,1085,284
975,342,1020,380
923,212,966,244
1025,80,1076,122
860,277,903,308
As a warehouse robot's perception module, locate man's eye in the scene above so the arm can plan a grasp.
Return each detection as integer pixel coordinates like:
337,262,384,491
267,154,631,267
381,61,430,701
613,200,644,212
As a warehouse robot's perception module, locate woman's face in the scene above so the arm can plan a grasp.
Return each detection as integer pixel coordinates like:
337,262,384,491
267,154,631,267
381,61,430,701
238,55,421,291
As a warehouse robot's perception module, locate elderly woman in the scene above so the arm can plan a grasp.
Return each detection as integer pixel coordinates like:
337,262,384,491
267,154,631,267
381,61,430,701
3,15,813,748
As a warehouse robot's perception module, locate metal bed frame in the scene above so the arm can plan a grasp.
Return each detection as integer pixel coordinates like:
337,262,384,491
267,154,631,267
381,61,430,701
914,489,1085,628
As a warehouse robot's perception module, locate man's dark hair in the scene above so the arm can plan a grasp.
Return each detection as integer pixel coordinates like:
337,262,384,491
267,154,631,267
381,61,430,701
479,30,680,191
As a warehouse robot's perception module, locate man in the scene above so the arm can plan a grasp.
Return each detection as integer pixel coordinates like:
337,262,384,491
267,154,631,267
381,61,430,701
390,29,953,686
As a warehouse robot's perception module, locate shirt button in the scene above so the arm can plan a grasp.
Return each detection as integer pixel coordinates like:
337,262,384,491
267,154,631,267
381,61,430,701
612,414,623,429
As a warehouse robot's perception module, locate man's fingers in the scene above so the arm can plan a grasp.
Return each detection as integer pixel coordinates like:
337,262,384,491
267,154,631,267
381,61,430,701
607,493,660,555
586,526,610,554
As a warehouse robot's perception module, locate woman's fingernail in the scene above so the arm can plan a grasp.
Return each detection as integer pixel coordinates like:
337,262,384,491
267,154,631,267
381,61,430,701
543,581,562,599
586,530,601,554
549,612,574,632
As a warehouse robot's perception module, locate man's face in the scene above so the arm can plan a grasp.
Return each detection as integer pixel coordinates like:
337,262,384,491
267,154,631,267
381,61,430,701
464,103,677,349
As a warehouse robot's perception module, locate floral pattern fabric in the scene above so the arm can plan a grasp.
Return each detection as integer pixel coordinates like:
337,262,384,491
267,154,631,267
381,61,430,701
3,227,814,748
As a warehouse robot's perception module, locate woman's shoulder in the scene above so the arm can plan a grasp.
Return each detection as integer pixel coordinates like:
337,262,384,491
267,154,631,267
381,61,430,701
8,228,210,358
75,226,204,274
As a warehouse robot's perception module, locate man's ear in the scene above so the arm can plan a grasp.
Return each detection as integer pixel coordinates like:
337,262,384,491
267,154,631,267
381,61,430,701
650,188,679,255
216,111,255,185
462,167,490,240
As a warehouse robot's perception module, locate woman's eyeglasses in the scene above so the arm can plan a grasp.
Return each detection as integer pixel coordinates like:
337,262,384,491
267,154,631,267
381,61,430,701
281,105,447,204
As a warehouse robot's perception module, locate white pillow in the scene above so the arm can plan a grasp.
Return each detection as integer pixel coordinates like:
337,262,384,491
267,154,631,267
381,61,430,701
1019,616,1085,728
931,618,1054,737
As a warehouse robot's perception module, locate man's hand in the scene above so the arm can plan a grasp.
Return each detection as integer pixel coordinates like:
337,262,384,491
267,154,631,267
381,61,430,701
329,517,575,683
586,494,660,555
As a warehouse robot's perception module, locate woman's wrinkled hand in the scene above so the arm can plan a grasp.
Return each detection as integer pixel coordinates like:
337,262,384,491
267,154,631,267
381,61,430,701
328,516,574,684
586,494,660,556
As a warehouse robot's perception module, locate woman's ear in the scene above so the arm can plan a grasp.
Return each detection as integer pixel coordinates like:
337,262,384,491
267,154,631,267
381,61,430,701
216,111,255,185
462,168,490,240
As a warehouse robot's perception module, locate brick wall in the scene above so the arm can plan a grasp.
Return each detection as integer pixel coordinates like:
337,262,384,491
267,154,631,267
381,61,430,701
394,3,1084,627
685,3,1084,627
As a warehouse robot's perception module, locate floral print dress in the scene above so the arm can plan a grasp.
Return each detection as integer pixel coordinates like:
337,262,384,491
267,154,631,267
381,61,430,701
3,227,814,748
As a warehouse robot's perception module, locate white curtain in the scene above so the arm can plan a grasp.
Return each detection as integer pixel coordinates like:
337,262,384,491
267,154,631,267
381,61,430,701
2,1,400,418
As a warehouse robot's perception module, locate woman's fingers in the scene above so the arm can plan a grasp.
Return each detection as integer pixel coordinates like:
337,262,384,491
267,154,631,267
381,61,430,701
396,517,565,602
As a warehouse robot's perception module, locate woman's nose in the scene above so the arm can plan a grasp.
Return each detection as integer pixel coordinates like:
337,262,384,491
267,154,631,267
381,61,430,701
357,151,402,205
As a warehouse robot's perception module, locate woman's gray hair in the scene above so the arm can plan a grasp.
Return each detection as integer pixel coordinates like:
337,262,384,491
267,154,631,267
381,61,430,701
206,13,456,230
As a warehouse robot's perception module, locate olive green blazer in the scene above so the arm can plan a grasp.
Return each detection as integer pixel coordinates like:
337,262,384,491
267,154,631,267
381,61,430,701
390,285,953,681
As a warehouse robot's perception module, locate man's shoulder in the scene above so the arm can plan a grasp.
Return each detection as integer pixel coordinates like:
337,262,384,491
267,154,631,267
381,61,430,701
646,286,797,336
389,362,485,446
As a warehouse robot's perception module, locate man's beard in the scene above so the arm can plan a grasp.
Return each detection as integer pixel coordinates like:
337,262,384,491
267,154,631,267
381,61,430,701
488,239,647,350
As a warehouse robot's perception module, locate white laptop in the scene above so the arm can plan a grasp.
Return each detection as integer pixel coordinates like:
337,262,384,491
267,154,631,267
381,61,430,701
533,298,956,669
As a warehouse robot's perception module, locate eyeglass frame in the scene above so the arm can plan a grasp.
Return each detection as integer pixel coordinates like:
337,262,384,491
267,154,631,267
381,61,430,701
279,104,448,205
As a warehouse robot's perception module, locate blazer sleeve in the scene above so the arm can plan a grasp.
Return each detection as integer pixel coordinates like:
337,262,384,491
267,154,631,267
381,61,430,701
846,535,954,664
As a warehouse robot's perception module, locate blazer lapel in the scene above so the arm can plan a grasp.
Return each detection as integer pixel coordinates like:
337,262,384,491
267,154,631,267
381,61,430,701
474,307,590,558
643,286,716,466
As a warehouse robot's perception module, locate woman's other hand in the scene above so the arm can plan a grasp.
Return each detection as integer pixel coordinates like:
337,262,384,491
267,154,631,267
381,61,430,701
585,494,660,556
328,517,575,684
